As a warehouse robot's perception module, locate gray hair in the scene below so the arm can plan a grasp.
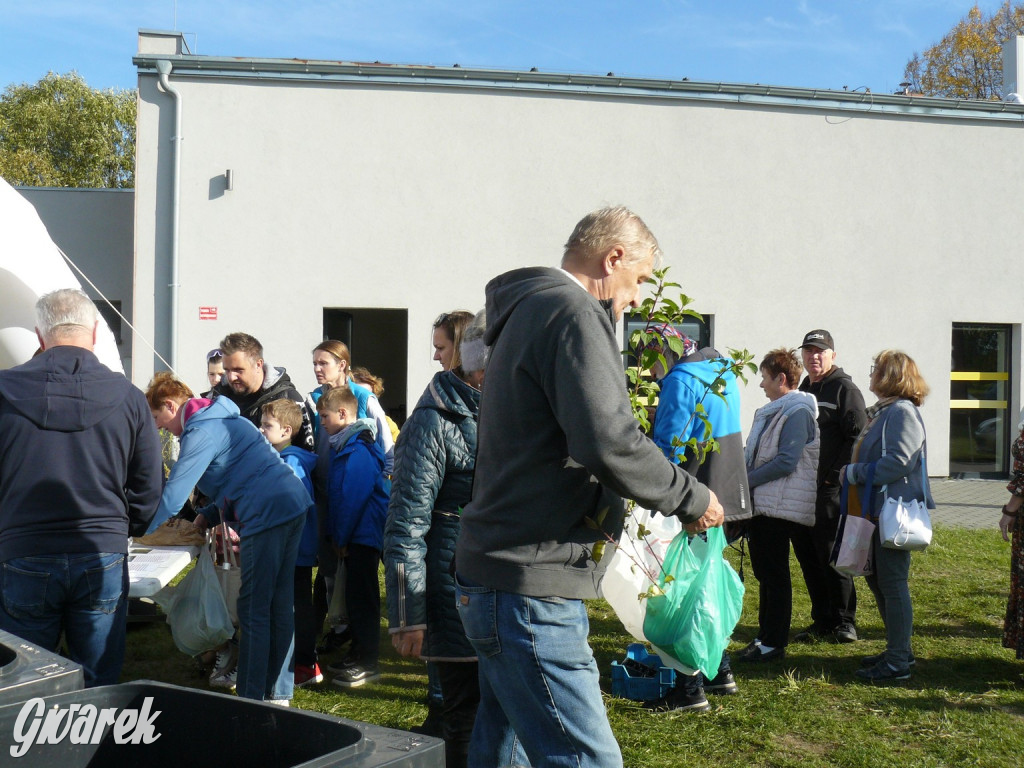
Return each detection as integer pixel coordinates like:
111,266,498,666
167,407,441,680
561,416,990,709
460,309,489,374
35,289,98,342
562,206,662,267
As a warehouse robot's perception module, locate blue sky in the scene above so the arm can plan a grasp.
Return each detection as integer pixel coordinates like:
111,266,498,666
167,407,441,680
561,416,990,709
0,1,1010,94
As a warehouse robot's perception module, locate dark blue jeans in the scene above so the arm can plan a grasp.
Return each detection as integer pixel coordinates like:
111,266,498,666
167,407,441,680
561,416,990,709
0,552,129,687
237,514,304,701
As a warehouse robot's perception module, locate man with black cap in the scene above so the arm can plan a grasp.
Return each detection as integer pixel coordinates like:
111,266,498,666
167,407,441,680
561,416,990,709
793,329,866,643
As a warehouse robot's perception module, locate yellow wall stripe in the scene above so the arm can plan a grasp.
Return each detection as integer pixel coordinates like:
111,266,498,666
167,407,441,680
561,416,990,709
950,372,1008,381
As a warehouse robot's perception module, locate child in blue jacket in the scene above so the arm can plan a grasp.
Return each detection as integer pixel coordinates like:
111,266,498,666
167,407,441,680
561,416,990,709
316,385,390,688
260,399,320,688
146,374,310,705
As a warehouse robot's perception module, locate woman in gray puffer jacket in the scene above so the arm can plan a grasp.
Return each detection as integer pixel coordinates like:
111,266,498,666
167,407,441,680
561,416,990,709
384,310,487,768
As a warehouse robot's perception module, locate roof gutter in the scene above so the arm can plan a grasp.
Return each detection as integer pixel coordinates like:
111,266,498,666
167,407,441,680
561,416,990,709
133,55,1024,125
155,59,181,372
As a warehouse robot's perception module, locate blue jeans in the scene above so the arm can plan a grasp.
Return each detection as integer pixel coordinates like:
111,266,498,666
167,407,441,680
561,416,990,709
455,574,622,768
864,528,913,669
0,552,128,687
237,514,304,701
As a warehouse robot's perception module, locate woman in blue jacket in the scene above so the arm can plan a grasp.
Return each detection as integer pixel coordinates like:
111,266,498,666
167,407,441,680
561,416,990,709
843,350,933,683
146,373,310,704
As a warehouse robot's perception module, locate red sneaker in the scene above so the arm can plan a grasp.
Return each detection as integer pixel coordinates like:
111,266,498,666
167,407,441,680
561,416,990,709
295,663,324,688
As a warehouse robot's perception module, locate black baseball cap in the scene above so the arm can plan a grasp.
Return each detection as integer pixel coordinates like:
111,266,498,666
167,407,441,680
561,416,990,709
800,329,834,351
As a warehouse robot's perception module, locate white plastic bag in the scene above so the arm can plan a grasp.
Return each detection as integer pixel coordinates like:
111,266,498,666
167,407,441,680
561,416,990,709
600,506,681,643
165,536,234,657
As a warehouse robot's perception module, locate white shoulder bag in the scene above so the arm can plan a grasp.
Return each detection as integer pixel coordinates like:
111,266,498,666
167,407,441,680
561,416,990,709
877,409,932,551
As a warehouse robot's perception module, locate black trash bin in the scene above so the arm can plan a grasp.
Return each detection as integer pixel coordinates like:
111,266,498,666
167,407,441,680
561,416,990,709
0,629,83,707
0,680,443,767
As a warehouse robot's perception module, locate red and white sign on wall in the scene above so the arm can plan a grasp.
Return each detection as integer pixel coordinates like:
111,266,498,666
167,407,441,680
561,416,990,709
199,306,218,320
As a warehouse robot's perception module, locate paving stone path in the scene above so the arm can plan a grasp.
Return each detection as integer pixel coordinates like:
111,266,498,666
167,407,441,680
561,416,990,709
931,478,1009,530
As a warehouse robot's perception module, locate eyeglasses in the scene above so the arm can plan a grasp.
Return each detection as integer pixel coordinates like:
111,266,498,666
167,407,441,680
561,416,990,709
433,313,452,328
870,364,877,375
207,349,223,361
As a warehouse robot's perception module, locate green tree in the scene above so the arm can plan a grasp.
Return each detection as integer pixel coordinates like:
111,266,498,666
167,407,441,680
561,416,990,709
0,72,136,188
904,2,1024,100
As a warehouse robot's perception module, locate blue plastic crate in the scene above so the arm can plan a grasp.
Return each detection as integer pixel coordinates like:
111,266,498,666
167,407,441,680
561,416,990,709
610,643,676,701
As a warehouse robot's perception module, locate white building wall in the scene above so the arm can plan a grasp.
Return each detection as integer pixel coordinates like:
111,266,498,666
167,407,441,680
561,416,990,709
134,40,1024,475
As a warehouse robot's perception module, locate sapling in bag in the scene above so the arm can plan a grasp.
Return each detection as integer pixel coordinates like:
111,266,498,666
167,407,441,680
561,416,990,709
166,534,234,657
642,526,744,679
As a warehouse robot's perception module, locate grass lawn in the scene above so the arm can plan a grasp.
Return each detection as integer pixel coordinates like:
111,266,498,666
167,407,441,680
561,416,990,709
122,525,1024,767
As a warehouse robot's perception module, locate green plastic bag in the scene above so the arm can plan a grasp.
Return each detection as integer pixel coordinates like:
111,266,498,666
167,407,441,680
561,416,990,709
642,526,744,678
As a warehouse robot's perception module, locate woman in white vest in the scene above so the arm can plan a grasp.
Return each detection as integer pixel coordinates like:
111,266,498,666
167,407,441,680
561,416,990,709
735,348,820,663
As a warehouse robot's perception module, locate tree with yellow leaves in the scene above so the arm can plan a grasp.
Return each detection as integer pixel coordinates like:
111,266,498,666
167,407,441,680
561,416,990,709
904,2,1024,100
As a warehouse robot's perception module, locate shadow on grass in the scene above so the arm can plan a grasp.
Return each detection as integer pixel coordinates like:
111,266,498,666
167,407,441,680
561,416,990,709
726,650,1024,695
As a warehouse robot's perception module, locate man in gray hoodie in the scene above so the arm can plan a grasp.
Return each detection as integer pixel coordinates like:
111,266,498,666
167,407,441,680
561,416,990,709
455,207,723,768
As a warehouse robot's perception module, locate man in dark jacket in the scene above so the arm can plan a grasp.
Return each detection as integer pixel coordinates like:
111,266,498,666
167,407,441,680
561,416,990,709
213,331,314,451
793,329,867,643
456,207,723,768
0,289,163,686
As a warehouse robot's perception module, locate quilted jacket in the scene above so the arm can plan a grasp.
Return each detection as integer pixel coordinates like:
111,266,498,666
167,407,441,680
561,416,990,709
383,370,480,661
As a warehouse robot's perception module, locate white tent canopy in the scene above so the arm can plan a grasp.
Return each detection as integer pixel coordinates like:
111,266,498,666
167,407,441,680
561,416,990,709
0,179,123,373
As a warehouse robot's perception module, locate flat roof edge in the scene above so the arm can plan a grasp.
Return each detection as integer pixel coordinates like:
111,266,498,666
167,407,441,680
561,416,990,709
133,54,1024,123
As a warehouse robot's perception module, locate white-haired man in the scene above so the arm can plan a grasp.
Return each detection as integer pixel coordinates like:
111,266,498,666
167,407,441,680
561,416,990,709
456,207,723,768
0,289,162,686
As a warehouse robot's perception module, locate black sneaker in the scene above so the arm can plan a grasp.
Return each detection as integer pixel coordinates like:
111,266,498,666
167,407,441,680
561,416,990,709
332,663,380,688
643,683,710,713
854,660,911,683
861,651,916,668
703,669,739,695
835,624,858,643
734,641,785,663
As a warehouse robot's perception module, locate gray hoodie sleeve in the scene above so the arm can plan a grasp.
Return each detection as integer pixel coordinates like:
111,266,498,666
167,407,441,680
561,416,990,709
747,407,815,489
546,304,712,523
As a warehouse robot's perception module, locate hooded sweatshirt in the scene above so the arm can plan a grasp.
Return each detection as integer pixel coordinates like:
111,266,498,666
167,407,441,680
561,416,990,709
326,418,390,551
281,444,318,566
456,267,713,599
148,397,310,536
0,346,163,561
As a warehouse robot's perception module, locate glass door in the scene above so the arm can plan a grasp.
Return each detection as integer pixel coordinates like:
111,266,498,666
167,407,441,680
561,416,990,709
949,323,1011,477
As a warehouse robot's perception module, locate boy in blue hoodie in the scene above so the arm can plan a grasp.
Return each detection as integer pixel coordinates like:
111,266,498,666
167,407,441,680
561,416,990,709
261,399,321,687
317,386,390,688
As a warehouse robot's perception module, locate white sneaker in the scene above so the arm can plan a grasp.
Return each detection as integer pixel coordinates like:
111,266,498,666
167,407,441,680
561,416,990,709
265,699,290,707
210,665,237,690
210,644,238,679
